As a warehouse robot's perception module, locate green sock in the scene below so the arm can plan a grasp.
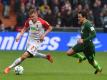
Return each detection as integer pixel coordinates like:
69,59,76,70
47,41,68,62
92,60,101,70
72,53,85,59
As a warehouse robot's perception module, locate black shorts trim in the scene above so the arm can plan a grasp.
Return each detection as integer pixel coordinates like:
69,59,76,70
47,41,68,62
26,51,33,58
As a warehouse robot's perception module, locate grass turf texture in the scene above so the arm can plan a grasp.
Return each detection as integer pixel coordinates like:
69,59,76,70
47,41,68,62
0,51,107,80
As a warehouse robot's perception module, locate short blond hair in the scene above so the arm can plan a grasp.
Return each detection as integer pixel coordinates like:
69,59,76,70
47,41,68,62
28,8,36,15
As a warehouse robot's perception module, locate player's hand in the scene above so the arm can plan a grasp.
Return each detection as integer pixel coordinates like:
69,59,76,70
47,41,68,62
77,38,84,44
40,35,45,42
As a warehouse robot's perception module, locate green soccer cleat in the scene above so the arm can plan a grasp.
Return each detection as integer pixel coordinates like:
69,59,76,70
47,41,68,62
78,57,86,63
94,68,102,74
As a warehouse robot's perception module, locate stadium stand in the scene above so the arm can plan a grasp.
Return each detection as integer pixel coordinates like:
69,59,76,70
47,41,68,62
0,0,107,32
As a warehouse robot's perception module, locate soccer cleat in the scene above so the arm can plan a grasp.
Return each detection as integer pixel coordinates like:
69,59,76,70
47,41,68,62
4,67,11,74
46,54,53,63
94,68,102,74
78,57,86,63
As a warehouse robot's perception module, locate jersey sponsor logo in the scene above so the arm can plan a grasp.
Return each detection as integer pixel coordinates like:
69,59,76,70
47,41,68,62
30,27,36,30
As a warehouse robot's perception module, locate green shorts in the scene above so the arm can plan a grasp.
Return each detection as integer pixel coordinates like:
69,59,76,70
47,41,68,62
72,43,95,61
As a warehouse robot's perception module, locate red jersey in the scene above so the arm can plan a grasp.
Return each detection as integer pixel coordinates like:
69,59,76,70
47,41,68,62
24,17,50,40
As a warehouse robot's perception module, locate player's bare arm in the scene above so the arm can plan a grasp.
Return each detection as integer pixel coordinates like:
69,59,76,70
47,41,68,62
16,27,27,42
40,25,52,41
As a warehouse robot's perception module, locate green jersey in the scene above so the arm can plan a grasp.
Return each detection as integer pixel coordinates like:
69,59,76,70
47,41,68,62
80,20,96,43
72,20,96,60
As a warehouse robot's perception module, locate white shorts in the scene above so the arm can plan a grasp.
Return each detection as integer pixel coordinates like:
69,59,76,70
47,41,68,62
26,39,41,56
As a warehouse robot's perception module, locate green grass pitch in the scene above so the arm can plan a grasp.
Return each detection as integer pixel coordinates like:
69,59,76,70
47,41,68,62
0,51,107,80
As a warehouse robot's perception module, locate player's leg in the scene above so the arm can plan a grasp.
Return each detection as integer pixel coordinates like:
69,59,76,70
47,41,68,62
84,46,102,74
87,56,102,74
66,44,86,63
34,51,53,63
9,51,30,68
27,40,53,63
4,51,31,74
93,60,102,74
33,48,53,63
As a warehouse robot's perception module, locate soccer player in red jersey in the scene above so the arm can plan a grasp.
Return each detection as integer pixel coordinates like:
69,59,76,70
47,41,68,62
4,8,53,74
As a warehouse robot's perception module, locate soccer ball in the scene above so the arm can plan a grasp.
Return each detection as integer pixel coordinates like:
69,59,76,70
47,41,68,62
14,65,24,75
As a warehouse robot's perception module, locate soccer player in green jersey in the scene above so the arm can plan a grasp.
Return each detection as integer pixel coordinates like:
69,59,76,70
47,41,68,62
66,11,102,74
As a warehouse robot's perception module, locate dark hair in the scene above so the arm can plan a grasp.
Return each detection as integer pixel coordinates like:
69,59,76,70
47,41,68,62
78,11,87,18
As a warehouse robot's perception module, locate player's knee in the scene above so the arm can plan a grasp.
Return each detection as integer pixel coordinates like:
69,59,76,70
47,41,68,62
20,52,29,61
66,49,74,56
66,52,70,56
66,52,73,56
20,56,26,61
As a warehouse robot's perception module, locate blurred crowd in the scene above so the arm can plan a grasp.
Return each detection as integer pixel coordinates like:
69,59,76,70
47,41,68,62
0,0,107,32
